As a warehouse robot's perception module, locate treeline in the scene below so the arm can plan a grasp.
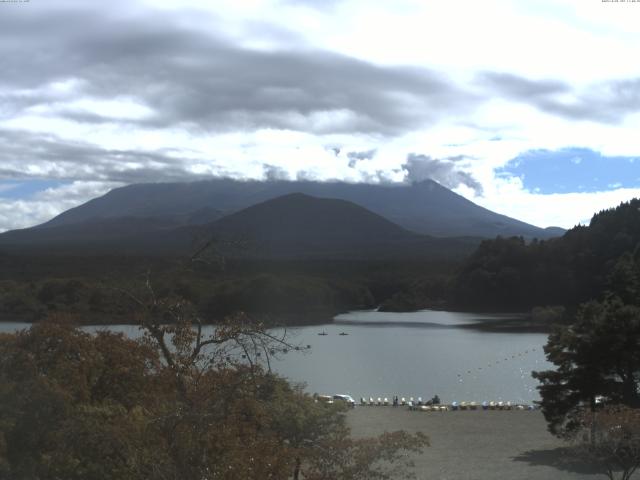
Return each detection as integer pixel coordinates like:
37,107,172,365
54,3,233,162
4,198,638,323
0,254,457,325
450,198,640,312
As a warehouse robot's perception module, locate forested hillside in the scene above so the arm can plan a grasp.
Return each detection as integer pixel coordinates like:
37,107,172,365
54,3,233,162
451,199,640,312
0,253,455,325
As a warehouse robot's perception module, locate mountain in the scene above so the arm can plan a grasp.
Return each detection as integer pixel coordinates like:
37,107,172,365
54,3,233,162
0,193,479,259
37,178,563,239
200,193,477,259
0,216,197,254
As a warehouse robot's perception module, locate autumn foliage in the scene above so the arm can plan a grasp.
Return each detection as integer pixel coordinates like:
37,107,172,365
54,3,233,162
0,311,427,479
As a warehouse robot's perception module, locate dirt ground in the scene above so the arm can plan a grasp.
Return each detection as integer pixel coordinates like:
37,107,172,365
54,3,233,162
347,407,606,480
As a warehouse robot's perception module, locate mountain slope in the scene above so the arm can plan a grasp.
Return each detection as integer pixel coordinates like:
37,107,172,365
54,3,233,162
38,178,562,239
201,193,418,258
0,193,479,259
196,193,480,259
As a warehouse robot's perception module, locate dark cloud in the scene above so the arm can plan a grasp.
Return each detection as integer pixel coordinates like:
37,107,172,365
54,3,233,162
0,5,475,136
295,170,316,181
358,169,395,184
478,72,640,123
402,153,483,195
0,128,233,184
479,72,568,97
444,154,474,162
262,164,290,181
347,149,377,167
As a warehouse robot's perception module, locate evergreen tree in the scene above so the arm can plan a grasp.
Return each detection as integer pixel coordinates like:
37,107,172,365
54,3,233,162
533,299,640,437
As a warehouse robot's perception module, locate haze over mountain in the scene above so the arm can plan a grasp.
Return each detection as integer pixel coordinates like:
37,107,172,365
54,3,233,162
35,178,562,239
199,193,481,259
0,192,479,259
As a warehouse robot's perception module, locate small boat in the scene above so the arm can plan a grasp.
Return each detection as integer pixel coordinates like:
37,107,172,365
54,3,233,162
339,332,349,336
318,331,328,336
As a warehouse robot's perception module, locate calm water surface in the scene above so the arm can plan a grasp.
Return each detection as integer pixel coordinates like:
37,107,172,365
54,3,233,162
1,310,551,403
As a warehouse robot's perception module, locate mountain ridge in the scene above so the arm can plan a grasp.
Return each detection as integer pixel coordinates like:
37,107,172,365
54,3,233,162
0,192,480,259
36,178,563,239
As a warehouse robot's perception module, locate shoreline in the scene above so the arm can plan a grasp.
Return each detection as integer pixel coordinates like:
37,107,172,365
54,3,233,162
0,313,556,334
458,317,555,333
0,311,337,328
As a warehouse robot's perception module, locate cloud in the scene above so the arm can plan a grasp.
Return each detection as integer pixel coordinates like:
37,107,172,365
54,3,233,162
0,181,119,232
481,179,640,229
262,164,290,181
402,153,484,195
0,5,475,136
347,149,377,167
0,128,232,184
478,72,640,123
1,0,639,234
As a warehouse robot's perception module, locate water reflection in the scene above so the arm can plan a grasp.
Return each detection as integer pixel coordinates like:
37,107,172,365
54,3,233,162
0,309,550,404
272,310,549,404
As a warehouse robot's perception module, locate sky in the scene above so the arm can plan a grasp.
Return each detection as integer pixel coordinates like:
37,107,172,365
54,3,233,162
1,0,639,232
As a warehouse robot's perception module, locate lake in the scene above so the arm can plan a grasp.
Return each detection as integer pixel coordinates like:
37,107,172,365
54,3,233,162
0,309,551,404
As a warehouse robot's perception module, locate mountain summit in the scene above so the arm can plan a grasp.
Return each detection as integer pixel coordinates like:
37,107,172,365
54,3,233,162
36,178,561,239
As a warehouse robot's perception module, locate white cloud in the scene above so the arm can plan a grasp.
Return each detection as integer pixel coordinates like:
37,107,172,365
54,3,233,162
467,176,640,229
1,0,639,231
0,181,120,232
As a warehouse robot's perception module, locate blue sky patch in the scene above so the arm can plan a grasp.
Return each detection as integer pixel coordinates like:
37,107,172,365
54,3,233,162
497,148,640,194
0,180,69,199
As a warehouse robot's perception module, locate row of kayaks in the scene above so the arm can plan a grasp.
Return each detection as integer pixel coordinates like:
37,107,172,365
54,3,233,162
416,402,536,412
359,397,432,406
358,397,536,410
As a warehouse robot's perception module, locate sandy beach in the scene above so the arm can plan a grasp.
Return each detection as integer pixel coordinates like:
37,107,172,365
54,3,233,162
347,407,603,480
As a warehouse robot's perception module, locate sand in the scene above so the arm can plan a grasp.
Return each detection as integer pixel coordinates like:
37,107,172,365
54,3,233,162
347,407,604,480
